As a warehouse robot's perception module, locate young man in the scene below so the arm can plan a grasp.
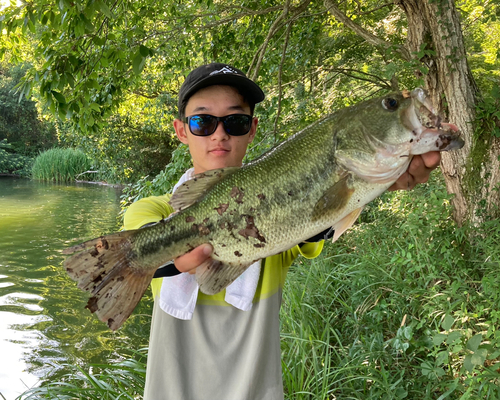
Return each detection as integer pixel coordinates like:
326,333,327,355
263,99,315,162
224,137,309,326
124,63,441,400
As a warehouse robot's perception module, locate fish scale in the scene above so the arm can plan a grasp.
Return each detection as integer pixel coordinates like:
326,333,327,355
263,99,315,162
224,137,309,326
63,88,464,330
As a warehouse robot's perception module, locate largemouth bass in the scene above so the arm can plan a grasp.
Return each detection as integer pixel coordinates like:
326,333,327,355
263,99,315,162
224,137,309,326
63,88,464,330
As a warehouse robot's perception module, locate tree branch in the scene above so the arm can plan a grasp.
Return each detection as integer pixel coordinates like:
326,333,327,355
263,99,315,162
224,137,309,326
323,0,411,61
248,0,311,80
354,2,393,16
249,0,291,81
274,21,293,141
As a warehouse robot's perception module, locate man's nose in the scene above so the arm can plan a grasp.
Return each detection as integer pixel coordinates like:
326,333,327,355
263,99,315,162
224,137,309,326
211,121,229,140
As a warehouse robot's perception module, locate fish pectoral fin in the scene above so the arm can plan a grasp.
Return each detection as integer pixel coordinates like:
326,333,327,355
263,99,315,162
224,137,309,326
63,231,155,331
169,167,240,212
195,258,255,296
331,207,363,243
312,174,355,221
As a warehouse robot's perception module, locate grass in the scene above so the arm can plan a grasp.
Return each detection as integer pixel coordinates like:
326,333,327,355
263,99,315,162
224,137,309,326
280,175,500,399
17,175,500,399
31,148,92,182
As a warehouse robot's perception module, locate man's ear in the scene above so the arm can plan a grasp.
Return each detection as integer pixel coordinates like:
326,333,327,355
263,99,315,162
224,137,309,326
173,119,189,144
248,117,258,144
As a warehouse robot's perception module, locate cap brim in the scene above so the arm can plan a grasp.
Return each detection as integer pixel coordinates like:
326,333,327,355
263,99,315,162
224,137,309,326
184,74,265,105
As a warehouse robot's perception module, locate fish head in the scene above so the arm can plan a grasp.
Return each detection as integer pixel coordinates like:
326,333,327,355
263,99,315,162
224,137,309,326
334,88,464,184
401,88,465,154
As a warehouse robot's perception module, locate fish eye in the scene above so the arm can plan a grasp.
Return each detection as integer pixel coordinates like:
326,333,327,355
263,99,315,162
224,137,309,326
382,97,399,111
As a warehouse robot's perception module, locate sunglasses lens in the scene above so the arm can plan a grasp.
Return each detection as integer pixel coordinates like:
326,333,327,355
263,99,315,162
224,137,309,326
223,115,252,136
189,115,217,136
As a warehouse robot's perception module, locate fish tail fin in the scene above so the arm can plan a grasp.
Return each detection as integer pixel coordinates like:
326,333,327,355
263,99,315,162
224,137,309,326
63,231,155,331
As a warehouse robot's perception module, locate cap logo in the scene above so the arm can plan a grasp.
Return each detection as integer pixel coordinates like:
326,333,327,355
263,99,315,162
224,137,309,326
209,66,240,76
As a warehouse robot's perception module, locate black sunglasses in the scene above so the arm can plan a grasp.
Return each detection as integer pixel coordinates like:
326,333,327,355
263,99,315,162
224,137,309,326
184,114,253,137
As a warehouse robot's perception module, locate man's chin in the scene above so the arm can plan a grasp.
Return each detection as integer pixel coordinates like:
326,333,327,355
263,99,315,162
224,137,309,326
201,160,242,173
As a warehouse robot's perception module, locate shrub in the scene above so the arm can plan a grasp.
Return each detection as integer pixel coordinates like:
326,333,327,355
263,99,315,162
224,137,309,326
0,138,33,176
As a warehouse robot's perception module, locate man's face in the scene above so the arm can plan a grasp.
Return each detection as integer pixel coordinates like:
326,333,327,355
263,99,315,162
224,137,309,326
173,85,258,174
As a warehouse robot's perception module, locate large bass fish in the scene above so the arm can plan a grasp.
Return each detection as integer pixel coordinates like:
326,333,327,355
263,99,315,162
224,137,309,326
63,88,464,330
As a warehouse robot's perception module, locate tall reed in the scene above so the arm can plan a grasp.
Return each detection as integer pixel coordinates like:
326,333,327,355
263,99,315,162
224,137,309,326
31,148,92,182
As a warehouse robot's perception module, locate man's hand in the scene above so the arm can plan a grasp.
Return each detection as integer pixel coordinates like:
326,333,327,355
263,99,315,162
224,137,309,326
388,152,441,191
174,244,213,275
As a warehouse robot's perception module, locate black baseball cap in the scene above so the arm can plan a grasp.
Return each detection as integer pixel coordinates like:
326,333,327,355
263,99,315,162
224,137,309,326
178,63,265,117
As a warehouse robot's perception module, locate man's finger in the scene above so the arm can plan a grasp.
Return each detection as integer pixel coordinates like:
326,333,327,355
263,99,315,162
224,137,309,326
420,151,441,169
174,244,213,274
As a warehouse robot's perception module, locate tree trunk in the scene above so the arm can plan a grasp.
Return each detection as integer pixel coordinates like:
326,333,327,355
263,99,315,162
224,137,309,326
397,0,500,225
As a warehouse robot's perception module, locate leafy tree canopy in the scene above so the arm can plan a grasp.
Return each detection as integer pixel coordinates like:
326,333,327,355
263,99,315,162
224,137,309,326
0,62,58,156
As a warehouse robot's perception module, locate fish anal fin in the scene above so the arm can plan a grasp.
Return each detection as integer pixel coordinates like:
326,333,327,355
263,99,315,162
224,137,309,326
196,258,254,295
169,167,240,212
331,207,363,243
63,231,156,331
312,174,355,221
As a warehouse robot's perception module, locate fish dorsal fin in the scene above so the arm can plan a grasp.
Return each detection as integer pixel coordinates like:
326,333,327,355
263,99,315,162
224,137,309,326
312,173,355,221
169,167,239,212
195,258,255,295
331,207,363,243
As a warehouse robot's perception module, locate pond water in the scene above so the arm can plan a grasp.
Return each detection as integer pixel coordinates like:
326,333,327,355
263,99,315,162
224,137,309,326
0,177,152,399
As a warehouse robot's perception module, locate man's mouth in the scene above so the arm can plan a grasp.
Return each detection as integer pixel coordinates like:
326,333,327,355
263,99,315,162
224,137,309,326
209,147,230,155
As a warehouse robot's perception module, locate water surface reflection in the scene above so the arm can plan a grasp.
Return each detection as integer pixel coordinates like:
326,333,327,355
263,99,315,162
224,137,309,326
0,178,153,399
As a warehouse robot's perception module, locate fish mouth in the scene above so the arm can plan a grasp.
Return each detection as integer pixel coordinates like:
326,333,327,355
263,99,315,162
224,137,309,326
404,88,465,153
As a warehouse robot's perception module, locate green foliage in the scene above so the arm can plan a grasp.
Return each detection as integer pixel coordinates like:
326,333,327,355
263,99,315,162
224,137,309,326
59,102,178,184
0,0,414,137
119,143,192,210
280,174,500,399
0,138,33,176
31,147,92,182
475,86,500,139
0,62,58,157
463,85,500,214
2,0,500,187
17,349,147,400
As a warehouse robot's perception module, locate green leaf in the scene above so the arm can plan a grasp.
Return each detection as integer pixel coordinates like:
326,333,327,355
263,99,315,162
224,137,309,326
435,350,448,366
80,14,94,33
466,334,482,352
69,55,80,67
92,36,106,46
132,53,145,75
420,361,433,376
52,90,66,104
139,45,150,57
464,354,474,372
445,331,462,345
88,79,101,90
65,73,75,88
470,352,484,366
441,315,454,331
95,0,113,19
433,333,447,346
